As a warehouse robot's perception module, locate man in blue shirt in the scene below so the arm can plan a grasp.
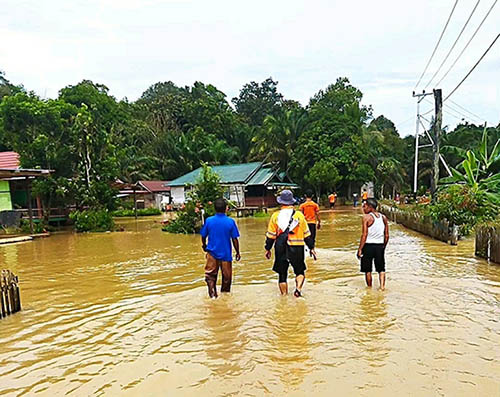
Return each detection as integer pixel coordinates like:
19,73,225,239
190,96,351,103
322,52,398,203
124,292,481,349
200,198,241,298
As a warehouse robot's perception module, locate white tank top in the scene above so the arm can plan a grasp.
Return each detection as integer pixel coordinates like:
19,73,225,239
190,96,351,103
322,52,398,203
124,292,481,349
366,212,385,244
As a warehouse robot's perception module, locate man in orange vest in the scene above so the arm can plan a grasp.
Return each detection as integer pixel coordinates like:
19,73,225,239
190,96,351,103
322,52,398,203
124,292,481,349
328,192,337,209
265,190,316,297
362,189,369,203
299,190,321,251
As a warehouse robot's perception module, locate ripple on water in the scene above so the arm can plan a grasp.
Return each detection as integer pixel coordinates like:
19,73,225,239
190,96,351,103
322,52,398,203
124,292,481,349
0,210,499,396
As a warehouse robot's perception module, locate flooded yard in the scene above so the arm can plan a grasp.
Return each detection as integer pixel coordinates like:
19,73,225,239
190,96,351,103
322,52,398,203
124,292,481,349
1,208,499,396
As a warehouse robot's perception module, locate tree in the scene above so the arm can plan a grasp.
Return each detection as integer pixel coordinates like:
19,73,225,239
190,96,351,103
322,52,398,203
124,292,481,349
252,108,308,170
0,92,78,219
305,159,341,198
232,77,284,127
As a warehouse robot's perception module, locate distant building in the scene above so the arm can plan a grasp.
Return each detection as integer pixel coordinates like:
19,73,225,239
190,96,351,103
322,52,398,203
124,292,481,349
114,180,171,210
168,162,298,207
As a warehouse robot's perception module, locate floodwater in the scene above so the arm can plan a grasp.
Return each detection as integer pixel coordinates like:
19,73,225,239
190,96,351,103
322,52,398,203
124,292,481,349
1,208,499,396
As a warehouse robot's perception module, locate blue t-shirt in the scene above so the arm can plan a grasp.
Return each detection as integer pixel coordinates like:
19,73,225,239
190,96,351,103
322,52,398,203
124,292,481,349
200,213,240,262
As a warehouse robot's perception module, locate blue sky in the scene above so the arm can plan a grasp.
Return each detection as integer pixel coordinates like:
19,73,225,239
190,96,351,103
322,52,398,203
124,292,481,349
1,0,498,135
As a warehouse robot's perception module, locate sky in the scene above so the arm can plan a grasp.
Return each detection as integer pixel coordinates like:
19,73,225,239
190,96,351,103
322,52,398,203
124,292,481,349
1,0,499,135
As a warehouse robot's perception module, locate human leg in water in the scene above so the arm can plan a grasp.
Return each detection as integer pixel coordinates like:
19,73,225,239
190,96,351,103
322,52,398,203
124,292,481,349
365,272,373,287
378,271,386,291
294,274,305,297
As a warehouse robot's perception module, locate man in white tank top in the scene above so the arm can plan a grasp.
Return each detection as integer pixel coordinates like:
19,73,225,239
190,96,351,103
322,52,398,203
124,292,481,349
357,198,389,290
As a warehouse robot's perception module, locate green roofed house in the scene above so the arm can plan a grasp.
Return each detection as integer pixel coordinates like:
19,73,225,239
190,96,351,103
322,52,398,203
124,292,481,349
168,162,298,208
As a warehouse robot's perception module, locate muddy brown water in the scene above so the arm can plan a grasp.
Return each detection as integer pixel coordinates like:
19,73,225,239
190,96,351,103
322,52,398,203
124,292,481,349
0,208,499,396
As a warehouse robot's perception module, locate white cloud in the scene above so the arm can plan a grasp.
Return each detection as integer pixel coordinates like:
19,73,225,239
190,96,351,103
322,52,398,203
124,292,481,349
0,0,498,133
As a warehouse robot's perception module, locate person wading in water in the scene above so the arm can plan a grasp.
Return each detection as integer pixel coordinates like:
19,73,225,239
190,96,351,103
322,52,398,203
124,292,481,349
299,190,320,255
200,198,241,298
265,190,316,297
357,198,389,290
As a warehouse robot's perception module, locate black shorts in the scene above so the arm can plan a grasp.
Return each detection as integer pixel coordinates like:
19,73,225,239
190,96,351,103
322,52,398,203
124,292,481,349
360,244,385,273
308,223,316,247
273,245,306,282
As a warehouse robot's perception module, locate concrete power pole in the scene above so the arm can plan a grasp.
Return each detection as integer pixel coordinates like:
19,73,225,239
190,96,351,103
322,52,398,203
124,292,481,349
431,89,442,196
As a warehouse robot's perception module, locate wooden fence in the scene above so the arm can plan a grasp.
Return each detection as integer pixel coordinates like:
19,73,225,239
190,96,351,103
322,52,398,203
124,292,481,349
379,204,459,245
1,270,21,319
475,225,500,264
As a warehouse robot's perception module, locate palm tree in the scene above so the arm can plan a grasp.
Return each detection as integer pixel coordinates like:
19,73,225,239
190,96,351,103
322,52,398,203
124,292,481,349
251,108,308,170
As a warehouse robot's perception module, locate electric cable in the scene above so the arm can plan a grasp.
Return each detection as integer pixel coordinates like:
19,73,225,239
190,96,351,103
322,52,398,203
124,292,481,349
435,0,498,86
414,0,460,89
425,0,482,89
444,33,500,101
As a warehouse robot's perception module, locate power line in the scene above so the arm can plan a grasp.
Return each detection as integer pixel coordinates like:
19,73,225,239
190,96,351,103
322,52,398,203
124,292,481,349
444,33,500,101
425,95,483,124
445,102,482,123
425,0,482,89
435,0,498,87
448,99,487,121
414,0,460,89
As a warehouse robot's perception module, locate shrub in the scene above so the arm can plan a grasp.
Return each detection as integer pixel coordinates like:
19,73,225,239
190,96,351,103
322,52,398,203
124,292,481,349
70,209,115,232
428,185,498,235
112,208,161,217
164,163,224,234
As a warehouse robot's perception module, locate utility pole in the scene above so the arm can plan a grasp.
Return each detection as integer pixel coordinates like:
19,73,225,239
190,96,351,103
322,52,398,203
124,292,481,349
431,89,442,197
412,90,433,194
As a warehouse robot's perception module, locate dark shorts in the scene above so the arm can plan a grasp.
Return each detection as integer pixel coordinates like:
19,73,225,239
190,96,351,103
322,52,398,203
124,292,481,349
360,244,386,273
273,245,306,282
329,202,335,208
308,223,316,247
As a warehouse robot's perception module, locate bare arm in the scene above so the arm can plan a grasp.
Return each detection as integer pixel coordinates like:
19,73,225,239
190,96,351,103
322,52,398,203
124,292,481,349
201,236,207,252
383,215,390,247
232,238,241,261
357,215,369,258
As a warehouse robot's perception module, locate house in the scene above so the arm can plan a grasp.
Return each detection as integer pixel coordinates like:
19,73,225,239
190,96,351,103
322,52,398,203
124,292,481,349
137,181,171,209
0,151,52,229
168,162,298,208
114,180,171,210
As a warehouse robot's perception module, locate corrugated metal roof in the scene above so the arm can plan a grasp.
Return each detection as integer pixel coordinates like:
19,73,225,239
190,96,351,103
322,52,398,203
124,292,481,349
246,166,276,186
139,181,171,192
169,162,262,186
0,152,20,169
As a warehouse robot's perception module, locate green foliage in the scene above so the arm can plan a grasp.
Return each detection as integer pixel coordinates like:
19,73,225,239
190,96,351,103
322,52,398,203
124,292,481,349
305,159,341,197
232,77,284,127
112,208,161,217
19,219,46,234
428,185,498,235
440,127,500,206
164,164,224,233
69,209,115,232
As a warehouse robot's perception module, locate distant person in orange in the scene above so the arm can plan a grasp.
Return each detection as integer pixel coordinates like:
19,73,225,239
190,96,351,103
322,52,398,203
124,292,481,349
328,192,337,209
361,189,368,204
299,190,321,252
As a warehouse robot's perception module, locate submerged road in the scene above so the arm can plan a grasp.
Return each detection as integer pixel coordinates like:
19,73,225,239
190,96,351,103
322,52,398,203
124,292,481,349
0,208,499,396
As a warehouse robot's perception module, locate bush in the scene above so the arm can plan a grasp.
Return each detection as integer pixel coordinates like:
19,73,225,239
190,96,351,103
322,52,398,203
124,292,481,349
70,209,115,232
20,219,46,234
427,185,498,235
163,201,201,234
164,163,224,234
112,208,161,217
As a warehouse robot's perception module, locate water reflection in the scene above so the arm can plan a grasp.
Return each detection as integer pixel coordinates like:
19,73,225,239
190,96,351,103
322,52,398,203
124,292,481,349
267,298,312,389
203,295,246,378
351,290,390,368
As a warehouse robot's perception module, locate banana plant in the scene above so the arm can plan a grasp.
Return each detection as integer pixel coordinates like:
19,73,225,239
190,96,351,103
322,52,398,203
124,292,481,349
440,127,500,205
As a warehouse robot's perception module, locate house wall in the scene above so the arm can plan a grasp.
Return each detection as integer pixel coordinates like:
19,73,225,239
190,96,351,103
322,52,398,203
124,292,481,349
0,181,13,211
171,187,185,205
224,185,245,207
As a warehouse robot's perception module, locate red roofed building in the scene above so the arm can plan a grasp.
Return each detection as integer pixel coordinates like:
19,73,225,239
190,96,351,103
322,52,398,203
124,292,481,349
115,180,171,210
0,151,20,169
